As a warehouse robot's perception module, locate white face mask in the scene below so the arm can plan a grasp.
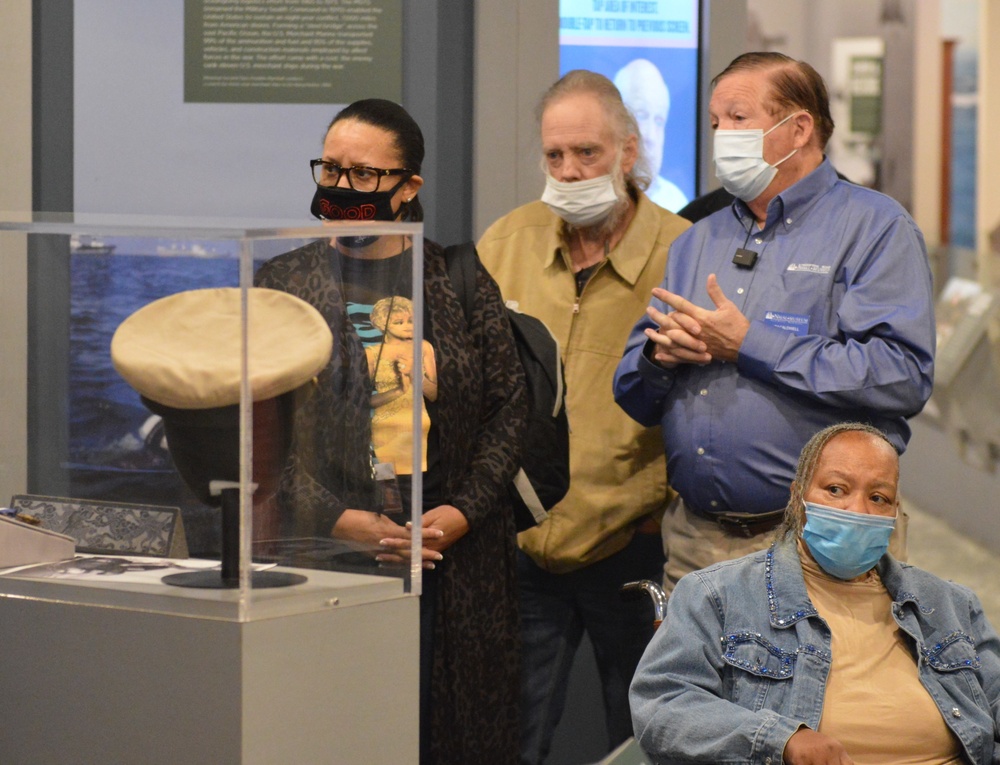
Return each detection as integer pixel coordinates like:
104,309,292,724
541,173,620,227
712,111,801,202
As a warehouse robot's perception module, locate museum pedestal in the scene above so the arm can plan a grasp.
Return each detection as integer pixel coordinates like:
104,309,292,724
0,566,419,764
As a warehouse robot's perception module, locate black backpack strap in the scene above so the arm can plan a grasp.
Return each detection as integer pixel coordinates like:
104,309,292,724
443,241,477,326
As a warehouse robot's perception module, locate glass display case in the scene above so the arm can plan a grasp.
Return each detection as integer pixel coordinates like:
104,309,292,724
0,211,426,620
0,212,424,762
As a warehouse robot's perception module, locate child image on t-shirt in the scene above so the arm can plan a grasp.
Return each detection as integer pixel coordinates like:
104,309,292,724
364,296,436,474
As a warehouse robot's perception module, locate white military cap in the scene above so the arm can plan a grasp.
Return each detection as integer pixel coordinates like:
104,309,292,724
111,287,332,409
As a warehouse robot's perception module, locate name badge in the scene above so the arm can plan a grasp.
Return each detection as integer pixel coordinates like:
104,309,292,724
763,311,809,336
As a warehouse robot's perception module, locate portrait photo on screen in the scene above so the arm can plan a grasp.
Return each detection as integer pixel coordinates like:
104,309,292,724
560,46,698,211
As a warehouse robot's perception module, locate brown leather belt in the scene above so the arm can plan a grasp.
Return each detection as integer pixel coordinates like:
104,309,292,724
705,508,785,538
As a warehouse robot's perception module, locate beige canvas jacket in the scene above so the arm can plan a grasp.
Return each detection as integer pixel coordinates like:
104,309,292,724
478,193,690,572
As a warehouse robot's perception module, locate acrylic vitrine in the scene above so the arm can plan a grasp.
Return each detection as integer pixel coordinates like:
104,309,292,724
0,211,423,763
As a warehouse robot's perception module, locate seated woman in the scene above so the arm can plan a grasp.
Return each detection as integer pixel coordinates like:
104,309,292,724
630,422,1000,764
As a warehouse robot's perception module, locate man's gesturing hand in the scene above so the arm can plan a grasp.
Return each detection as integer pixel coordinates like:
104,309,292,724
644,274,749,367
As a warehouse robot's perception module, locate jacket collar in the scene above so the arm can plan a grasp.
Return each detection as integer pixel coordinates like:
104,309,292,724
765,536,818,629
732,157,839,237
876,554,924,610
543,191,662,286
766,535,924,628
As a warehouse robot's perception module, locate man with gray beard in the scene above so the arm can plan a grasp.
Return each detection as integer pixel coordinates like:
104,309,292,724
477,69,690,764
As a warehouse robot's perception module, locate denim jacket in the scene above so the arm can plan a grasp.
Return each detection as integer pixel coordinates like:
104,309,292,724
630,536,1000,764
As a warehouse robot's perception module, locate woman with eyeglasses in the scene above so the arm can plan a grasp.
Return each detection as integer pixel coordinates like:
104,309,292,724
255,99,528,764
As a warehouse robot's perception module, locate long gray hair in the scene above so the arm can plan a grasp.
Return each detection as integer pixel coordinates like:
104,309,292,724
537,69,649,193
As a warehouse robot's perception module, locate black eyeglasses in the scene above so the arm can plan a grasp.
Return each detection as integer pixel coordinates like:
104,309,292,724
310,159,412,192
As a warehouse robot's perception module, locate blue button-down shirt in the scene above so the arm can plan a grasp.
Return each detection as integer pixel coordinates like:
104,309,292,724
613,160,935,517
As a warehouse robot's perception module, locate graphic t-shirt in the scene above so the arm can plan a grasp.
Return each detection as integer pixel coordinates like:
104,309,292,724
337,247,443,511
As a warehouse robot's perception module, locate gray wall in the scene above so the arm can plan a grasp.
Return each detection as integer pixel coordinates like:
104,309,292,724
30,0,74,496
902,416,1000,554
0,1,31,502
404,0,475,246
65,0,473,245
472,1,558,238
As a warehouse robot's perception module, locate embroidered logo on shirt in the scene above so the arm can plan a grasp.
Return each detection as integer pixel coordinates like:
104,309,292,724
786,264,831,274
763,311,809,336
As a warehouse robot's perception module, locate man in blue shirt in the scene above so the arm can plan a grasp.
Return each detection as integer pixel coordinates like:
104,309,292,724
613,52,935,593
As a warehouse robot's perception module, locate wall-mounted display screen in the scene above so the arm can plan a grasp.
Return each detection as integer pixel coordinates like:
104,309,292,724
559,0,700,212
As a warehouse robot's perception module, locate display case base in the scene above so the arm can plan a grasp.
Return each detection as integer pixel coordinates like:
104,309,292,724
0,570,419,764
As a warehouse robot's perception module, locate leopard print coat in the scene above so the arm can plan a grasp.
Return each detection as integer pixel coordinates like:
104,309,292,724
255,237,527,764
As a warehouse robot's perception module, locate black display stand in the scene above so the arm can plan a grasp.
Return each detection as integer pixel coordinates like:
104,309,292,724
144,397,306,590
162,485,305,589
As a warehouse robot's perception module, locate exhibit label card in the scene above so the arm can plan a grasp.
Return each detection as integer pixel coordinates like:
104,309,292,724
184,0,402,104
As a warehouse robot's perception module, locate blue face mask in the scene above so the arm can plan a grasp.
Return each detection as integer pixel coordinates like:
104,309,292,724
801,501,896,580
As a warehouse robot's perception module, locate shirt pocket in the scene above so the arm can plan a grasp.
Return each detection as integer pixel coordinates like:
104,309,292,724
922,632,981,672
763,269,836,335
721,631,796,711
922,631,987,705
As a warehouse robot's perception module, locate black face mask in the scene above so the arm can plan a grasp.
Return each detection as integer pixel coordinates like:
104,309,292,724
310,177,409,220
310,178,410,249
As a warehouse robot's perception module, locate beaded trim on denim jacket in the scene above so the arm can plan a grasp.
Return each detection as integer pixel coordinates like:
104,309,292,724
720,631,796,678
765,545,816,627
921,632,981,671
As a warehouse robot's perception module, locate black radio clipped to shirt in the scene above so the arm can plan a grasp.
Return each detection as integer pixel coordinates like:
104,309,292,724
732,247,758,269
